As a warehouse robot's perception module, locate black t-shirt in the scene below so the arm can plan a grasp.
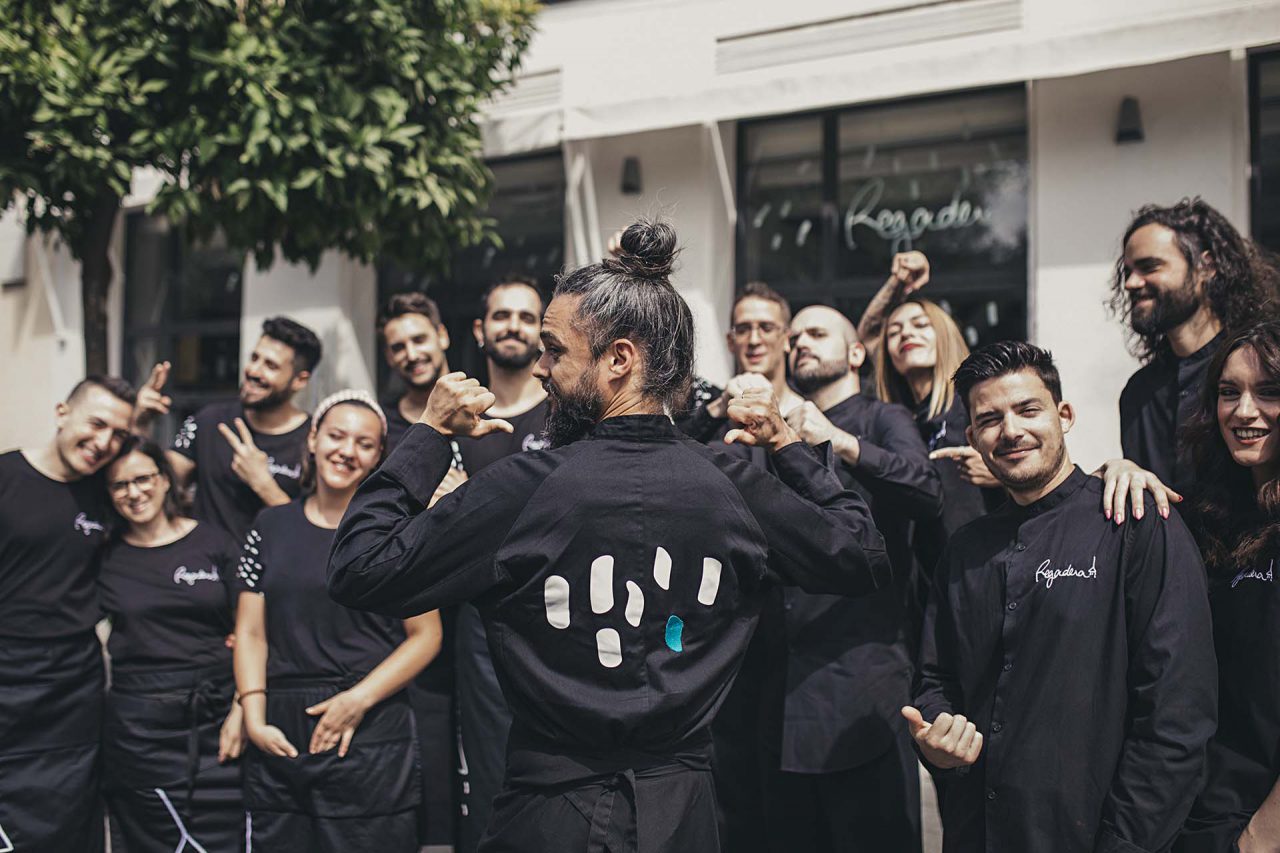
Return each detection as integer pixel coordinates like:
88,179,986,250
236,500,404,681
453,398,549,474
99,523,239,675
171,400,309,540
0,450,111,639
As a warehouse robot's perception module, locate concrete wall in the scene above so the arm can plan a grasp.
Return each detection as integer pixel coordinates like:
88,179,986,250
1029,52,1250,470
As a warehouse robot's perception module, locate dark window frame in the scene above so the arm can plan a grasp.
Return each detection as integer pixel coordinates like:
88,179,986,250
1250,46,1280,252
734,83,1030,346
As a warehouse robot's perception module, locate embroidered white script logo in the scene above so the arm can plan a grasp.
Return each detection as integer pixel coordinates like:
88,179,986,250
1231,560,1275,588
1035,556,1098,589
266,456,301,480
74,512,105,537
173,565,220,586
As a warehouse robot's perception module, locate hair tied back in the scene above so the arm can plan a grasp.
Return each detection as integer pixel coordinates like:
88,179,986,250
603,219,679,283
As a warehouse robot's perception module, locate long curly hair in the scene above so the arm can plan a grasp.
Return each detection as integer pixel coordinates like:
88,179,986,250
1109,198,1280,362
1184,322,1280,574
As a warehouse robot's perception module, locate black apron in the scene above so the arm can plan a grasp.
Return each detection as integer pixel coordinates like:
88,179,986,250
0,632,104,852
104,665,244,852
479,725,718,853
242,675,420,852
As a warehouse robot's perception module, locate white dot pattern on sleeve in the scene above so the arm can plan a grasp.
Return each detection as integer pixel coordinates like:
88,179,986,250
237,529,264,589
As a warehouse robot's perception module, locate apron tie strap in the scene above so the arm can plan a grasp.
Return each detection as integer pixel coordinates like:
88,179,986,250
585,768,638,853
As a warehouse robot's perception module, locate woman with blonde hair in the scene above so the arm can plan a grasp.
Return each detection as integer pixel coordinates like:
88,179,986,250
859,254,1002,574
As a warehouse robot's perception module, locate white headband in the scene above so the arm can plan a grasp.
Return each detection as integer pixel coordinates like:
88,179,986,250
313,389,388,437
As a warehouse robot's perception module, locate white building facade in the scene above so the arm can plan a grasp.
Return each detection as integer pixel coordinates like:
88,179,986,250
3,0,1279,469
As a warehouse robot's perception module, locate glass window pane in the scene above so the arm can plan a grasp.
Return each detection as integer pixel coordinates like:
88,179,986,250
740,118,825,290
1254,53,1280,253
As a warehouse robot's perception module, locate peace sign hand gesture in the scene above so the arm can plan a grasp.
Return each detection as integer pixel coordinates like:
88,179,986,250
131,361,173,432
217,418,280,499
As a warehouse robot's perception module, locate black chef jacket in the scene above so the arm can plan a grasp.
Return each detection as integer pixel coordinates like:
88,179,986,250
171,401,309,540
0,450,111,639
1178,557,1280,851
1120,334,1222,497
776,393,940,773
915,467,1217,853
328,415,890,850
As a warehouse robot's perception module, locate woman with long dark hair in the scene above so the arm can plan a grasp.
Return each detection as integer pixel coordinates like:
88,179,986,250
99,437,245,851
234,390,442,851
1177,323,1280,852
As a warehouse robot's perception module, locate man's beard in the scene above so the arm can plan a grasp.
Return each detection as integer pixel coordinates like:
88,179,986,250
544,368,604,448
240,382,291,411
485,335,540,371
992,438,1065,491
401,360,441,391
1130,272,1201,337
791,357,847,395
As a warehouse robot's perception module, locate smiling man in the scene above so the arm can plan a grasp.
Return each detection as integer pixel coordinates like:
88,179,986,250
139,316,321,540
1111,199,1278,497
907,341,1217,853
0,375,136,852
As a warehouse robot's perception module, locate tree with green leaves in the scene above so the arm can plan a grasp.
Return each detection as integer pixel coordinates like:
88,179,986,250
0,0,538,372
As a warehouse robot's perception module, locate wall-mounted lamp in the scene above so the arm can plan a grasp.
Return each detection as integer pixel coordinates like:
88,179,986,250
1115,96,1144,145
621,156,642,195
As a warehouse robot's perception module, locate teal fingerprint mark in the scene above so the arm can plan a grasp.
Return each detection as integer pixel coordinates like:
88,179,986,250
665,615,684,652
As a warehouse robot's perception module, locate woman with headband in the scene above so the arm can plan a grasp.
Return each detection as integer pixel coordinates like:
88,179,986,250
234,390,442,851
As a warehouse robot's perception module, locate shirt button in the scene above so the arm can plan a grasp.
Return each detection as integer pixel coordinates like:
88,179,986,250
1015,543,1026,551
1002,662,1012,672
991,721,1003,733
1007,602,1017,611
986,789,997,801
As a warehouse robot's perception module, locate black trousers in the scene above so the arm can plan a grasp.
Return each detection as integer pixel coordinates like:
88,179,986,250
407,679,458,845
242,677,420,853
0,633,104,853
456,602,513,853
103,666,245,852
763,727,922,853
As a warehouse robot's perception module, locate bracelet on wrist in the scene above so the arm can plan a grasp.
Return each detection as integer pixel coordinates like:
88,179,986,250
236,688,267,705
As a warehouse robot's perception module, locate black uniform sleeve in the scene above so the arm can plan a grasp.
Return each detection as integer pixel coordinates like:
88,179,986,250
718,440,891,596
913,548,964,726
848,404,943,521
327,423,550,619
1118,375,1139,462
1094,509,1217,853
210,526,242,611
172,412,199,461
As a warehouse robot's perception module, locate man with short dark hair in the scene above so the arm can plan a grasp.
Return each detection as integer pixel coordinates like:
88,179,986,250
1105,198,1279,502
0,375,136,852
379,292,454,452
329,220,890,851
908,341,1217,853
138,316,321,540
453,276,550,853
759,304,939,853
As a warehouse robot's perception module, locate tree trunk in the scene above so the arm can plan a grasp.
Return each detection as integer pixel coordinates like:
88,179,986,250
79,192,122,375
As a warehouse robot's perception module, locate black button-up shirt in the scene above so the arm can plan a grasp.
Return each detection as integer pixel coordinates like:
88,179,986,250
915,468,1217,853
1120,334,1223,495
775,393,941,772
329,416,891,847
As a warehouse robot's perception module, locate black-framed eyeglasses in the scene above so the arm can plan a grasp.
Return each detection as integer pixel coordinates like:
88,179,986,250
731,321,784,341
108,471,162,497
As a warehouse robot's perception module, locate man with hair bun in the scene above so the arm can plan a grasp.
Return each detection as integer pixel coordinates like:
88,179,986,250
0,375,136,851
136,315,323,540
908,340,1216,853
330,219,891,851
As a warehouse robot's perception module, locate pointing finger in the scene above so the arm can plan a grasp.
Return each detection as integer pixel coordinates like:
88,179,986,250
724,429,758,447
474,418,514,436
929,447,968,461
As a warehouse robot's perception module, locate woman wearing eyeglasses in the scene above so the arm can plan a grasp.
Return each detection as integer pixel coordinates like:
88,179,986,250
98,437,246,851
234,390,441,852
